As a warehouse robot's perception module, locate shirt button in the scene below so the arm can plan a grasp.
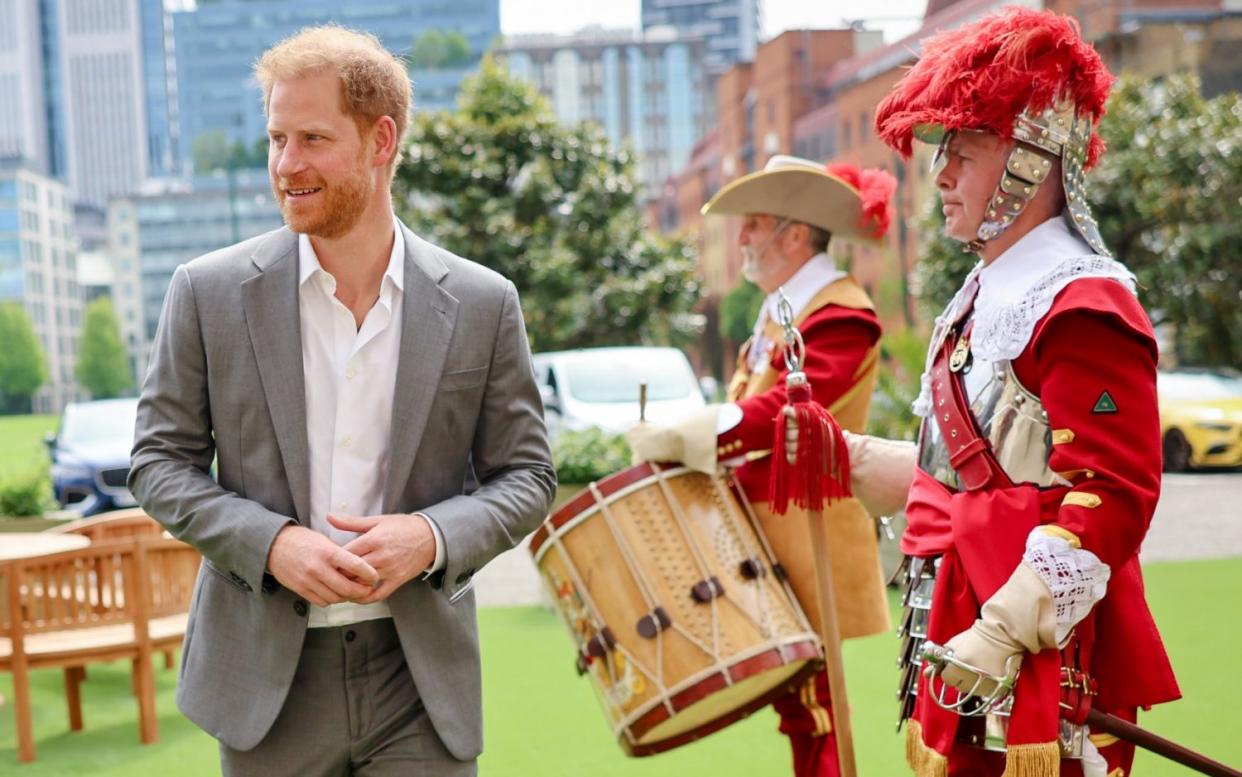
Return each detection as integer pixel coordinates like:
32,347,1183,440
338,501,348,511
346,366,357,380
341,435,352,448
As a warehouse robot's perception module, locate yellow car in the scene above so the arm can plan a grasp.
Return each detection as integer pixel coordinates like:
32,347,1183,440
1157,369,1242,471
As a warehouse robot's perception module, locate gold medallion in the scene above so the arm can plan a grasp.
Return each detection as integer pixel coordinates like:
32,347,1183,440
949,335,971,373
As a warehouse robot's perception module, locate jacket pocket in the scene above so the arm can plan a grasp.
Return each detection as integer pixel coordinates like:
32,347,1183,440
439,365,488,392
203,558,250,592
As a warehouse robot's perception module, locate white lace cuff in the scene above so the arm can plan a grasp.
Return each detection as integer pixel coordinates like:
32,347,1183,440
1023,529,1111,646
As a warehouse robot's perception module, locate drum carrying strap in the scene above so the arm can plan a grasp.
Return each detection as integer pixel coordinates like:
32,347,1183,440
928,278,1013,492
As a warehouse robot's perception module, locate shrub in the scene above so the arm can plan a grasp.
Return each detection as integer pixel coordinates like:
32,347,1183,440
867,328,931,442
552,428,632,485
0,469,55,517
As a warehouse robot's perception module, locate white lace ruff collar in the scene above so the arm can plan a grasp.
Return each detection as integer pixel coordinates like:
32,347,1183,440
912,216,1137,417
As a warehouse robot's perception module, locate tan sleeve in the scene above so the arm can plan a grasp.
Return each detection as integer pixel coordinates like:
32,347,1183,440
844,430,917,517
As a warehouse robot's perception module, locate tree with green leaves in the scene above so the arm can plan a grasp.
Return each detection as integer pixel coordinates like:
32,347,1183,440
192,130,268,174
409,29,473,70
191,129,233,175
913,73,1242,367
718,280,764,351
0,302,47,414
1092,73,1241,367
76,297,133,399
393,58,701,352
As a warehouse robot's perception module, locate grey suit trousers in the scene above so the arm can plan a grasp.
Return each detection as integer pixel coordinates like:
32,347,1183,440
220,619,476,777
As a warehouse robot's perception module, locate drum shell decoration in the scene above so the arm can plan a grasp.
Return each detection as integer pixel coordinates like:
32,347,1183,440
529,462,822,756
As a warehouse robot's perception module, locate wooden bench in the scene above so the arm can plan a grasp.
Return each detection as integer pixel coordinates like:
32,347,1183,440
49,508,179,668
48,508,166,543
0,537,201,763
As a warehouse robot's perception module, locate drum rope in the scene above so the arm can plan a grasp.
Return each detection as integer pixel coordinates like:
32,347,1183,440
549,535,672,714
590,481,673,687
591,475,723,665
648,465,725,669
710,476,776,639
729,473,817,637
590,482,662,612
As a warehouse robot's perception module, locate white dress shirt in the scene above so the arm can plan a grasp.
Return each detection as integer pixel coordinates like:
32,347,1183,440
298,217,443,628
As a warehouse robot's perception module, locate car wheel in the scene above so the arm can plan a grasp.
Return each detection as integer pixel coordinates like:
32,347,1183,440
1162,429,1193,472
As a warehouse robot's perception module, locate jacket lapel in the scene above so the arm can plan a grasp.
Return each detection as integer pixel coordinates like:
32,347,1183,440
383,225,459,512
240,229,312,525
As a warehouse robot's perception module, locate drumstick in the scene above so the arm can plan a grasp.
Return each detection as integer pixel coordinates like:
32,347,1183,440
639,382,648,423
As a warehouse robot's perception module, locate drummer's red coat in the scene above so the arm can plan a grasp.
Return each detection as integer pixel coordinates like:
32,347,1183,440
718,295,882,777
902,278,1180,770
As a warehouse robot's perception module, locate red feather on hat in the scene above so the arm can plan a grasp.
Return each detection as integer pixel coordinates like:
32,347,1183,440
825,163,898,240
874,6,1115,168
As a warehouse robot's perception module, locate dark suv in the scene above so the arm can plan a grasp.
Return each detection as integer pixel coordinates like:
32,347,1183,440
47,397,139,516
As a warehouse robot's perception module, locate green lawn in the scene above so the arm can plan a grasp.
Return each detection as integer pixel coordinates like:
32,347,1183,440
0,414,55,479
2,558,1239,775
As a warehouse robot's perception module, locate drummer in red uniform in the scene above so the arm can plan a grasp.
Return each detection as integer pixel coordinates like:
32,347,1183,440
628,155,897,777
842,7,1180,776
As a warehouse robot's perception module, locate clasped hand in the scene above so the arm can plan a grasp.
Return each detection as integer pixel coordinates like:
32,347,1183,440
266,513,437,607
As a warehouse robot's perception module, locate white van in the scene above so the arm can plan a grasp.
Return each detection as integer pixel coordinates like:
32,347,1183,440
531,346,708,436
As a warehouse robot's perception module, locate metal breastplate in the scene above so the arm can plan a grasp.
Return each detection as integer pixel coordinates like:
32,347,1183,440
917,338,1059,491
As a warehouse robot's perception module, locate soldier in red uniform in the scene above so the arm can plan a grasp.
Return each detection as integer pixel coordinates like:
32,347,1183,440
844,7,1180,776
628,155,897,777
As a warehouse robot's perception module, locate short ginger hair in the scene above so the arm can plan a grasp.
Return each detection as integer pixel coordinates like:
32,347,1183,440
254,25,411,168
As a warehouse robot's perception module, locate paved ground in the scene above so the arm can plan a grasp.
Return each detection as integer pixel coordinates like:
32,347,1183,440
474,471,1242,607
1141,470,1242,562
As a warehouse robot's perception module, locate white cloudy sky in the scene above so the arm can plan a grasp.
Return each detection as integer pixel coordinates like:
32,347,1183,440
501,0,929,43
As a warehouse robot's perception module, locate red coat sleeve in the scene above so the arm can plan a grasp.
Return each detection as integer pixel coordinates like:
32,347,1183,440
1016,279,1161,569
718,304,881,456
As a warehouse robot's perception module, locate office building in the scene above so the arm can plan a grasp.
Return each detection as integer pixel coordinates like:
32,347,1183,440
641,0,761,76
172,0,500,167
503,27,709,195
108,169,283,375
0,159,84,412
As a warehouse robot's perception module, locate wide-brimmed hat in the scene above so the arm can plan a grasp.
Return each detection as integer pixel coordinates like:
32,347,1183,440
701,155,896,244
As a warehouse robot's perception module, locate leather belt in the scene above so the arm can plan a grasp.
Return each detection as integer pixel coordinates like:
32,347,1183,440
929,322,1013,492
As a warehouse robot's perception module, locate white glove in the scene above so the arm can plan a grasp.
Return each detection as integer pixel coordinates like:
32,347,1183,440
625,405,722,475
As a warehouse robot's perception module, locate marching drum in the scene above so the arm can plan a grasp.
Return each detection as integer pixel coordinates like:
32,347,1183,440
529,462,822,755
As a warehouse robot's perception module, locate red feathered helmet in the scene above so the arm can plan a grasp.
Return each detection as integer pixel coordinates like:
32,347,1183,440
874,6,1115,254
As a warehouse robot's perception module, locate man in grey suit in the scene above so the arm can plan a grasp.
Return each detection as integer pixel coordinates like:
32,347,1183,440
130,26,555,776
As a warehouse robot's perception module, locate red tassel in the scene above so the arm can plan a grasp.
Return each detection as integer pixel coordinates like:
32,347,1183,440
769,382,852,515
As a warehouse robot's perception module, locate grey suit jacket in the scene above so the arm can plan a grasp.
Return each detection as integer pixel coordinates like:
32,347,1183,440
129,222,556,759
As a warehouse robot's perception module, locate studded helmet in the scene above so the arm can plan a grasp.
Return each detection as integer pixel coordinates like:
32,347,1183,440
874,6,1115,254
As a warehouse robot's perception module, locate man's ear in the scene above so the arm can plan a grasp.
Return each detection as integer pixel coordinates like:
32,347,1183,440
784,222,811,252
371,116,398,169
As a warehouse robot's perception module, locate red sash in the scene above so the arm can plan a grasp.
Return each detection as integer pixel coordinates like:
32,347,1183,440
904,297,1064,768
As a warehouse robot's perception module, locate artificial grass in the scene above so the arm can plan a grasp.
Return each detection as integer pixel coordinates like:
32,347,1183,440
0,414,56,479
1,558,1238,775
